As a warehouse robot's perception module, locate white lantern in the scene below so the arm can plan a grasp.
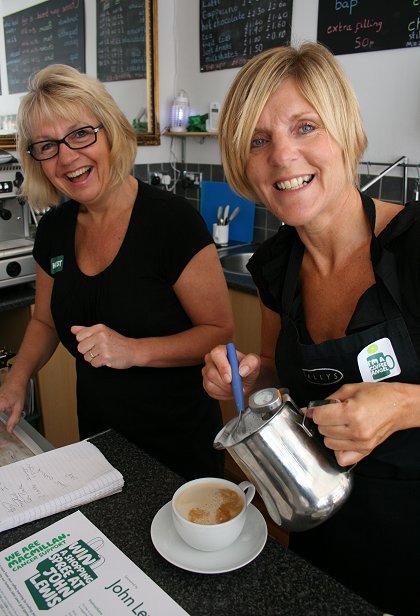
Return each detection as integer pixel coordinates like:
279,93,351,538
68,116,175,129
170,90,189,132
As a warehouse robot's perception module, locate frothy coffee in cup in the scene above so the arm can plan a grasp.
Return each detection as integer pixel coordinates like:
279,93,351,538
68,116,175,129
175,481,244,525
172,478,256,551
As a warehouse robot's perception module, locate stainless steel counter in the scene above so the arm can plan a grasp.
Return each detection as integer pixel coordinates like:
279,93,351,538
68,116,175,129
217,241,257,295
0,413,54,452
0,282,35,313
16,415,54,452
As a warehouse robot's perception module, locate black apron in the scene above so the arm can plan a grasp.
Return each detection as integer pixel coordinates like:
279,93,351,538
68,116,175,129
278,195,420,616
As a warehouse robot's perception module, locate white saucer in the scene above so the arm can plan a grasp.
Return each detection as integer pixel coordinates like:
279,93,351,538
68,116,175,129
150,502,267,574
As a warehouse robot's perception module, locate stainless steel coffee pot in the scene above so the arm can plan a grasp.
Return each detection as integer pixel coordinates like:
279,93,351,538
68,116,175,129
214,388,353,532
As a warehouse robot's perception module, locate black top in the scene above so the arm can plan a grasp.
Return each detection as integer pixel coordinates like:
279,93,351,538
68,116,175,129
33,180,223,480
248,199,420,614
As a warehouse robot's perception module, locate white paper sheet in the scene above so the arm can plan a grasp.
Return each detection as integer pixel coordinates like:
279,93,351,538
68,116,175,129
0,510,189,615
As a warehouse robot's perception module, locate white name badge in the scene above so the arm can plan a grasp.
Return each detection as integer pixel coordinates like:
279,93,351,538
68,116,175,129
357,337,401,382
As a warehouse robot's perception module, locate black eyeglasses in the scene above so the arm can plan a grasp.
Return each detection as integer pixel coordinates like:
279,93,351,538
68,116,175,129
27,125,103,161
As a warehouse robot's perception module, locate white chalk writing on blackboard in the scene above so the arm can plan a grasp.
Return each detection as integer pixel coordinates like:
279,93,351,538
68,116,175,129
200,0,293,73
317,0,420,55
96,0,146,82
3,0,85,95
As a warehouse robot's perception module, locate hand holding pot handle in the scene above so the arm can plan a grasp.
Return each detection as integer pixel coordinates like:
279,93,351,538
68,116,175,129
305,399,356,472
298,399,339,436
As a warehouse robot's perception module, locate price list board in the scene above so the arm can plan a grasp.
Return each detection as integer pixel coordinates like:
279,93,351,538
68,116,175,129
317,0,420,55
200,0,293,72
96,0,146,82
3,0,85,95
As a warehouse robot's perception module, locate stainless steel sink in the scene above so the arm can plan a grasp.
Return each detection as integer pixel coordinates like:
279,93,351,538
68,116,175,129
220,251,254,276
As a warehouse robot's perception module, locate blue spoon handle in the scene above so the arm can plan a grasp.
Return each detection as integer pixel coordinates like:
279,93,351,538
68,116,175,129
227,342,245,414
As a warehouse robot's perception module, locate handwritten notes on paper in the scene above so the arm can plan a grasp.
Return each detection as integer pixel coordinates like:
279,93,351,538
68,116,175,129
3,0,85,94
0,441,123,532
317,0,420,55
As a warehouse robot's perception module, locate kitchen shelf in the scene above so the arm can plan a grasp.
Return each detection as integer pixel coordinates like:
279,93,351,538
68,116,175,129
162,130,218,163
162,130,218,137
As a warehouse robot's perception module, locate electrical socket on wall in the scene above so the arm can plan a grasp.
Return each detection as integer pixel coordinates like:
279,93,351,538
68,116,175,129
149,172,172,186
182,171,202,187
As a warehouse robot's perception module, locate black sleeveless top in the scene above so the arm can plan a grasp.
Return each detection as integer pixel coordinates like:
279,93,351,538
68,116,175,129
249,194,420,615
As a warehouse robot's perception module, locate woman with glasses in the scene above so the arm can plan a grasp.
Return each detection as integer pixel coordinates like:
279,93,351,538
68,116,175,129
0,64,234,480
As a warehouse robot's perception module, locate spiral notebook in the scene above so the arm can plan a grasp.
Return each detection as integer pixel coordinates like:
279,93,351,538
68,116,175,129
0,440,124,532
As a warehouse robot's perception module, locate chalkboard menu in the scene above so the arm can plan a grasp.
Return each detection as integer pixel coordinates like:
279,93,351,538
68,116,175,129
317,0,420,55
200,0,293,72
97,0,146,82
3,0,85,95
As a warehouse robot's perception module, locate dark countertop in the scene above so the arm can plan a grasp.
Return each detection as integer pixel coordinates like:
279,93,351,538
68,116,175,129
0,282,35,313
225,270,256,294
0,430,382,616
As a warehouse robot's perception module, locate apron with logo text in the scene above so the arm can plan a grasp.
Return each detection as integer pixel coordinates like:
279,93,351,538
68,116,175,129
279,195,420,616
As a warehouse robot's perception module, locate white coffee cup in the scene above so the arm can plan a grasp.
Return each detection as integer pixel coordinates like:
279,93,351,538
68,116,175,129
171,477,255,551
212,223,229,246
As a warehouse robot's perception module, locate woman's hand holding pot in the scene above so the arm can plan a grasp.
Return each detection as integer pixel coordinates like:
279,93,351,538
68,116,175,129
310,381,412,467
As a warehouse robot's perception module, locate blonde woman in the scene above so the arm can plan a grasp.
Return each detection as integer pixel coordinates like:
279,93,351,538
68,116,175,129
203,42,420,616
0,64,233,480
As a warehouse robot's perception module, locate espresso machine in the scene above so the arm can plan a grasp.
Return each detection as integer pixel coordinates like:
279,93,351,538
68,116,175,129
0,152,36,288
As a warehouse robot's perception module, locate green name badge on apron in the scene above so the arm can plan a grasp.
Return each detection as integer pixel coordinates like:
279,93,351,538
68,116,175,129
357,338,401,382
50,255,64,275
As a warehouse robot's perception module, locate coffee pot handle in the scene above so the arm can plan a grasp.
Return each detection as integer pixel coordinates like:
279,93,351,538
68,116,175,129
301,399,339,434
301,399,356,472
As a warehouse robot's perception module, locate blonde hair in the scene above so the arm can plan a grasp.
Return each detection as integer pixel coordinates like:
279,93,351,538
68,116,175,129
17,64,137,210
219,42,367,201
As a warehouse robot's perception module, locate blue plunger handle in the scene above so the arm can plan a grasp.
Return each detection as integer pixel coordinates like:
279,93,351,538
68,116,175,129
227,342,245,414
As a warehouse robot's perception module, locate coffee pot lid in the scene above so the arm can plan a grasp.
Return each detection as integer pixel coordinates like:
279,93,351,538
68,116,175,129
213,387,289,450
